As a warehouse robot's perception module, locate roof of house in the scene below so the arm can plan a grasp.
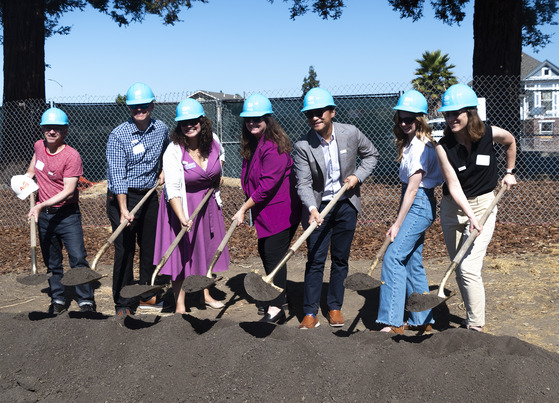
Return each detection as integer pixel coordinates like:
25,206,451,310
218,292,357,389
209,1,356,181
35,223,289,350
521,53,543,79
188,90,242,101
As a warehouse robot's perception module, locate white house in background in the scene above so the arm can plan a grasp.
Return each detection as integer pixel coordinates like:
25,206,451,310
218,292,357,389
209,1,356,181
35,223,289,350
520,53,559,152
188,90,241,102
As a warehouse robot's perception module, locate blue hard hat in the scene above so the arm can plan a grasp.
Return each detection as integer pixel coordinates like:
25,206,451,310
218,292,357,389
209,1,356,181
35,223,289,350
40,107,68,126
126,82,155,105
438,84,478,112
301,87,336,112
240,94,273,117
393,90,428,114
175,99,206,121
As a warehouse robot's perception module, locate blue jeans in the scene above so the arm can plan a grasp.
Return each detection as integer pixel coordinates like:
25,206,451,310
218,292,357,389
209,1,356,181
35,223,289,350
38,204,95,306
303,200,357,315
377,187,435,327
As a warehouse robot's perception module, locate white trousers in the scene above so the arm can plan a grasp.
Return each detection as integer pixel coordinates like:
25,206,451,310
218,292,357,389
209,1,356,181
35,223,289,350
440,191,497,327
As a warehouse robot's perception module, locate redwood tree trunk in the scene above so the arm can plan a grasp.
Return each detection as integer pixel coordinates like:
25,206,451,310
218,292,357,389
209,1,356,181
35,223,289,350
472,0,522,142
1,0,46,166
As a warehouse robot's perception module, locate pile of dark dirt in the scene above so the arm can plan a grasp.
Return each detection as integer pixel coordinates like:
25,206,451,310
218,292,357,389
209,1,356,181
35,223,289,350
1,312,557,401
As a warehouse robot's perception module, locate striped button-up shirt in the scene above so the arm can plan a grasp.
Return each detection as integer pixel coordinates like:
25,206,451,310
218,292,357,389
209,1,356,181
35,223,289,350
106,118,169,194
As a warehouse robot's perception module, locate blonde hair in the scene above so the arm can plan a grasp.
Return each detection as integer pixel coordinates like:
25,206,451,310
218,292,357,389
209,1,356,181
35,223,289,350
392,113,435,162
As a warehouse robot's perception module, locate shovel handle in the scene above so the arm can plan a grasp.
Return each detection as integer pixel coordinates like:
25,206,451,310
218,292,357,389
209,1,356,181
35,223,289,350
91,181,161,270
366,235,391,277
205,219,239,278
150,187,214,285
437,186,506,296
30,192,38,276
263,183,349,284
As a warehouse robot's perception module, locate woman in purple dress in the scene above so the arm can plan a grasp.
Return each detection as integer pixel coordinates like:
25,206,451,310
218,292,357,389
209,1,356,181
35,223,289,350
232,94,300,323
154,99,229,314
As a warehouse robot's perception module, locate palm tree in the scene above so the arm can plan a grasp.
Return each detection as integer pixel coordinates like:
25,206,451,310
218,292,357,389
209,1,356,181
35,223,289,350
412,50,458,117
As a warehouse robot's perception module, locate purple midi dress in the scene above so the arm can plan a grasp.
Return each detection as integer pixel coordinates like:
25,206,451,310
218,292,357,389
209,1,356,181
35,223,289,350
153,140,230,281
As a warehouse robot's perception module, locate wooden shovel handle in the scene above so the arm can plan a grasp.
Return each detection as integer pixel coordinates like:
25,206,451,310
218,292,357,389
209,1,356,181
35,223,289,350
91,181,161,270
437,186,506,297
205,219,239,278
150,187,214,285
264,182,350,283
367,235,391,277
30,192,38,276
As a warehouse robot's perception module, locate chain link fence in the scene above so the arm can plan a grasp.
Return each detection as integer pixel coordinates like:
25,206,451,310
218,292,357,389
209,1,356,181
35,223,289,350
1,76,558,229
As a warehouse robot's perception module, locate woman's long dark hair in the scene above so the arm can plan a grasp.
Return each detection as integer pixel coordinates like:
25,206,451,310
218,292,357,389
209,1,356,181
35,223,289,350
170,116,214,156
239,115,292,160
442,108,485,142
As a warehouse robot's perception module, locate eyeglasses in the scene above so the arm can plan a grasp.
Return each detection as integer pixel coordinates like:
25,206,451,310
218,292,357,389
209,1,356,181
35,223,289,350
304,108,328,119
129,103,151,111
42,125,65,132
244,116,264,123
443,109,467,119
398,116,416,125
180,118,201,127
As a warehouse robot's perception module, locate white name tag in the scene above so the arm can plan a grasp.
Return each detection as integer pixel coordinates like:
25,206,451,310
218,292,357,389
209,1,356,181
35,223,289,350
458,165,466,172
340,149,347,154
35,160,45,171
183,162,196,170
476,154,490,166
133,143,145,155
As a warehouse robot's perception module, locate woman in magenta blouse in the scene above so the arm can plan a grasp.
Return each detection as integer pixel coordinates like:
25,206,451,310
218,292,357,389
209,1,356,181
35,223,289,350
232,94,301,323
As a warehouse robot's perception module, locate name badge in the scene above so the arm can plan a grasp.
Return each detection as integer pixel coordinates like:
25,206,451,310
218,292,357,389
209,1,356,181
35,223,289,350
476,154,490,166
458,166,466,172
35,160,45,171
183,162,196,170
340,149,347,154
133,143,145,155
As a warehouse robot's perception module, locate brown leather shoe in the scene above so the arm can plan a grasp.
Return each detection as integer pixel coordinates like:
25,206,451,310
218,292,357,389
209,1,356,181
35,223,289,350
404,323,432,332
298,314,320,329
328,310,345,327
380,325,404,334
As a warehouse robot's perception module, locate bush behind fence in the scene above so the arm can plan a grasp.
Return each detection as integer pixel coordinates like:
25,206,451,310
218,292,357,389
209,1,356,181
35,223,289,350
1,77,558,228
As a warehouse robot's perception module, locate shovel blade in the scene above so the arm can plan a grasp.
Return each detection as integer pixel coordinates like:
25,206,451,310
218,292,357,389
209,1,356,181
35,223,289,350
244,272,282,301
120,284,165,299
406,291,454,312
343,273,382,291
60,267,104,286
182,275,215,293
16,273,50,286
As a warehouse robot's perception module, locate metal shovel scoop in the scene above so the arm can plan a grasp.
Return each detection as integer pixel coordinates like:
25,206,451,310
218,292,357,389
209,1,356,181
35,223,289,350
182,219,239,293
343,235,390,291
244,183,349,302
120,187,214,299
61,182,161,286
17,192,50,285
406,186,506,312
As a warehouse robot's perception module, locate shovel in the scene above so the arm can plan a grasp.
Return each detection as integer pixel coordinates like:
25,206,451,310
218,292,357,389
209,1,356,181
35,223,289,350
406,186,506,312
61,182,161,286
343,235,390,291
182,219,239,293
120,187,214,299
244,183,349,302
17,192,50,285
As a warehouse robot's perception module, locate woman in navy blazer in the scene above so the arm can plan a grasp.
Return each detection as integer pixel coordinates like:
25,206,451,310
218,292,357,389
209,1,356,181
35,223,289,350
232,94,301,323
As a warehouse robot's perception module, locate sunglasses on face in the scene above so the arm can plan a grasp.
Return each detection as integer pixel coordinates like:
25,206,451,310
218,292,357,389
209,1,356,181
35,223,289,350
180,118,201,127
304,108,328,119
398,116,416,125
443,109,467,119
244,116,264,123
129,103,151,111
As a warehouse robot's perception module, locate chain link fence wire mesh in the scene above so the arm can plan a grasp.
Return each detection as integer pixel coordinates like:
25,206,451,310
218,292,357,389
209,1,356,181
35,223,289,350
1,77,558,229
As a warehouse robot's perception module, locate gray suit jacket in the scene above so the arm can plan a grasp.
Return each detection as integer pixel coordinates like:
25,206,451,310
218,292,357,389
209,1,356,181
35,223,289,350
293,122,379,224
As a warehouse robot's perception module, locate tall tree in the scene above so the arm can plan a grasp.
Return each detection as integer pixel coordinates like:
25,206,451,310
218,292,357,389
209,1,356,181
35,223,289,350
412,50,458,117
302,65,320,98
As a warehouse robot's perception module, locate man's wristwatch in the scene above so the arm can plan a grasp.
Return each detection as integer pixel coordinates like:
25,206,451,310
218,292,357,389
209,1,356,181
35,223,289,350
505,168,517,175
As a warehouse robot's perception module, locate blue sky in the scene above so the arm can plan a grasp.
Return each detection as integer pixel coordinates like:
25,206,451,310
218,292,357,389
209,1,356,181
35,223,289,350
2,0,559,100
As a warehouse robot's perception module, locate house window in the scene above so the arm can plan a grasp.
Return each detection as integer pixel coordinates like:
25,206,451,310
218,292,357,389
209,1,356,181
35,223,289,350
540,121,554,135
543,67,550,76
541,91,552,113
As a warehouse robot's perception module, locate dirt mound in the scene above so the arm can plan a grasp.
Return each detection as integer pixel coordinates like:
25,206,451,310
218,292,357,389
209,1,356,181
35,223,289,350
1,312,557,401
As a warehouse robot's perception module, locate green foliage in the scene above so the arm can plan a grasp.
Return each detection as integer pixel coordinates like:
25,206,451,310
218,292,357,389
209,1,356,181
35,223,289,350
301,65,320,98
412,50,457,116
115,94,127,105
269,0,345,20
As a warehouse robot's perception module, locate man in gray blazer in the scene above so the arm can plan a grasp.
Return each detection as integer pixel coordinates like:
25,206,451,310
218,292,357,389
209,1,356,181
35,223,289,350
293,88,379,329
